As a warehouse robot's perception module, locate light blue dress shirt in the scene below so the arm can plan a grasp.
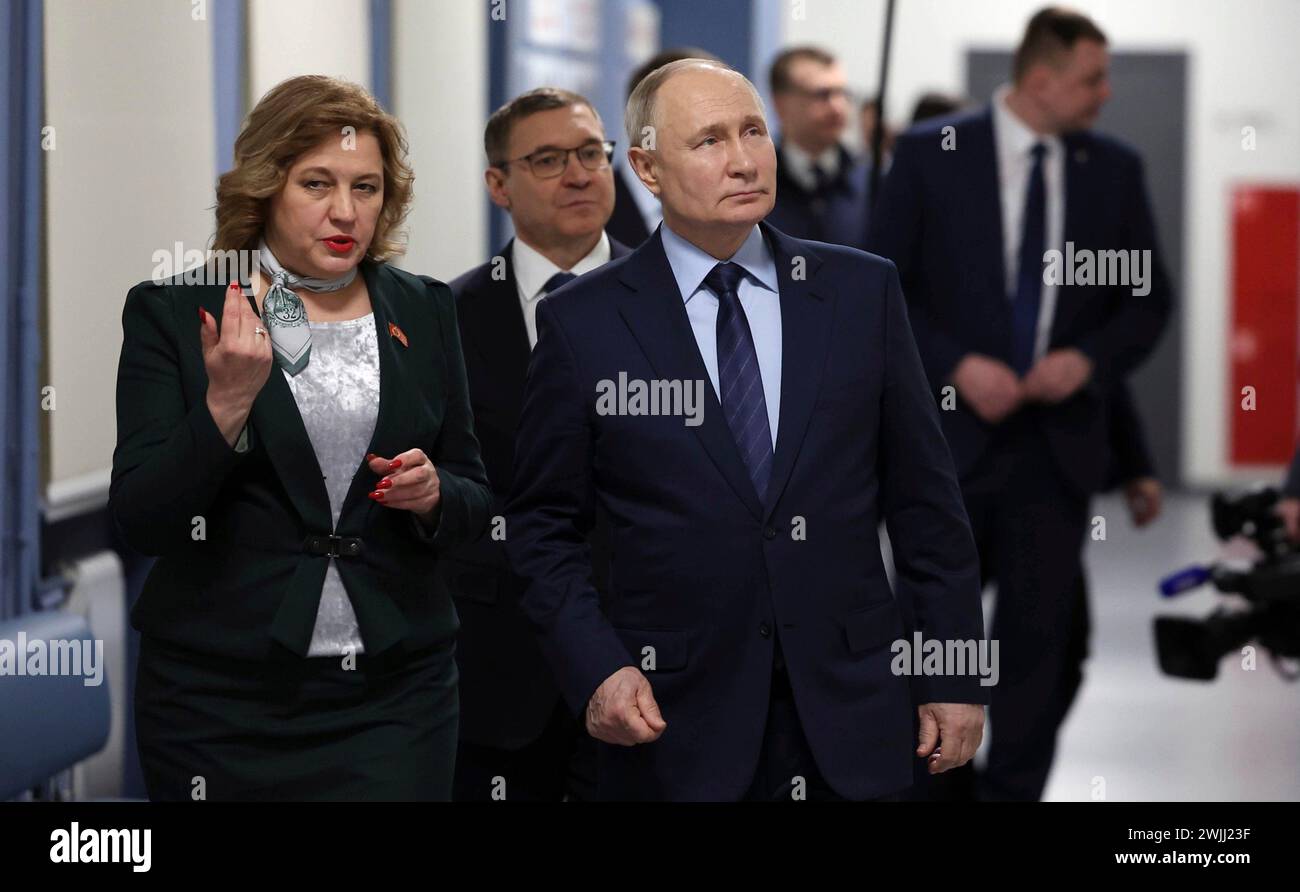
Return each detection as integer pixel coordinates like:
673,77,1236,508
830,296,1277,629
659,221,782,449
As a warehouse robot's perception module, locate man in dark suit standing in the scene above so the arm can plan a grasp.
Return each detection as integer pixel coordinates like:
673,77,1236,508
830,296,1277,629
869,7,1173,800
446,87,631,801
766,46,871,250
898,89,1164,737
506,59,987,801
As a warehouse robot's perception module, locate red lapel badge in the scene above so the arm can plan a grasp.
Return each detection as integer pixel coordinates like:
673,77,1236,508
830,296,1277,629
388,321,408,348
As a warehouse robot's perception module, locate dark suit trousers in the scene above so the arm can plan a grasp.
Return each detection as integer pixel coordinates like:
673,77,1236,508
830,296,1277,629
453,700,597,801
743,638,903,802
916,412,1090,802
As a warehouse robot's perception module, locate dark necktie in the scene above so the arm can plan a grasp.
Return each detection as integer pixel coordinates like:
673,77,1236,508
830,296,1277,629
1011,142,1047,375
811,162,833,195
542,271,576,294
704,262,773,502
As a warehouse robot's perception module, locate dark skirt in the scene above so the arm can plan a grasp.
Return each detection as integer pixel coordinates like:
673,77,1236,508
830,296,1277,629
135,634,458,801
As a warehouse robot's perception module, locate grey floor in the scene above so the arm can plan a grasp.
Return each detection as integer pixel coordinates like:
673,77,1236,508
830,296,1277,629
1031,491,1300,801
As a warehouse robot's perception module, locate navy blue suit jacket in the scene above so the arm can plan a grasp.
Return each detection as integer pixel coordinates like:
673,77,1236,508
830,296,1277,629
766,142,871,251
504,221,985,800
444,236,630,749
868,108,1173,495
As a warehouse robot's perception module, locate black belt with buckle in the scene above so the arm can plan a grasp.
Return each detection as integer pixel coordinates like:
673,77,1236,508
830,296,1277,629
303,535,364,558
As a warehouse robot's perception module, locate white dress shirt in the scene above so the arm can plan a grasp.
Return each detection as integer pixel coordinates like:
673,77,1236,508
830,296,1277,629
660,221,782,449
513,231,611,348
780,141,842,193
991,83,1065,363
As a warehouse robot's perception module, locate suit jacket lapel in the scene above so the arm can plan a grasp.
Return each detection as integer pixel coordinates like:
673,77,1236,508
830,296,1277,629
761,223,831,521
1062,132,1093,244
477,240,532,421
238,260,417,537
336,260,419,531
1053,132,1094,344
470,237,632,423
609,236,633,260
231,284,334,534
970,109,1008,300
615,230,764,521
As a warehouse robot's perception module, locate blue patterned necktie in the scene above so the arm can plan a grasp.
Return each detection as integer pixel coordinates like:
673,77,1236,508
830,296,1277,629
543,271,576,294
1011,142,1047,375
705,262,773,502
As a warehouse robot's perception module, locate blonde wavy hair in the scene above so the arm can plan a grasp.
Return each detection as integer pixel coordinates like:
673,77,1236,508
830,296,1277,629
213,75,414,262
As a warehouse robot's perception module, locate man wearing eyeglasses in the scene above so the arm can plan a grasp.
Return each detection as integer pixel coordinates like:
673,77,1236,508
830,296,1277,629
444,87,630,801
766,46,872,251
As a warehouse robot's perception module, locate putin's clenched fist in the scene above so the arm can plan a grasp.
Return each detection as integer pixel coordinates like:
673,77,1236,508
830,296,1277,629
587,666,668,745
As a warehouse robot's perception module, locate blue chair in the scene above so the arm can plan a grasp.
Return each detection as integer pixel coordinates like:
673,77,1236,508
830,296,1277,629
0,611,111,800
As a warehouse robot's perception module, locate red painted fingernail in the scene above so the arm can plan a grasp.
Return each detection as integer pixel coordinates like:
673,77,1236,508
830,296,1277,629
368,490,384,501
198,307,207,324
375,478,392,490
387,459,402,471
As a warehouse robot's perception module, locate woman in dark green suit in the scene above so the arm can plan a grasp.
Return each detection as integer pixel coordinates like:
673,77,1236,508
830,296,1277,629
110,75,491,800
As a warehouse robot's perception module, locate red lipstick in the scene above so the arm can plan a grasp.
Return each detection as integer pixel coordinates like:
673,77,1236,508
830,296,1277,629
323,236,356,253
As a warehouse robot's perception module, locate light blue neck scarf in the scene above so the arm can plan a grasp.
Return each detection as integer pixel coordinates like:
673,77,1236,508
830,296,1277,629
257,237,358,376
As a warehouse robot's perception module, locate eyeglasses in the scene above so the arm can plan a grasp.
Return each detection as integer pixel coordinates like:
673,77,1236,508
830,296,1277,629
495,140,616,179
785,85,856,105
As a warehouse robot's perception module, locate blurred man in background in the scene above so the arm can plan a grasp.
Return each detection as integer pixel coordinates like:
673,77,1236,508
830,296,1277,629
767,46,872,249
905,89,1164,754
869,6,1173,801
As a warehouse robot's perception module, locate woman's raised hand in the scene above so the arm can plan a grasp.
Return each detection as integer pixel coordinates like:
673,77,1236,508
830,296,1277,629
201,281,274,447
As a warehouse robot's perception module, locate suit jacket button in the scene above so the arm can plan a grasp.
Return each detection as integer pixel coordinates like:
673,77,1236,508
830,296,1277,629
763,527,777,540
759,623,771,638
